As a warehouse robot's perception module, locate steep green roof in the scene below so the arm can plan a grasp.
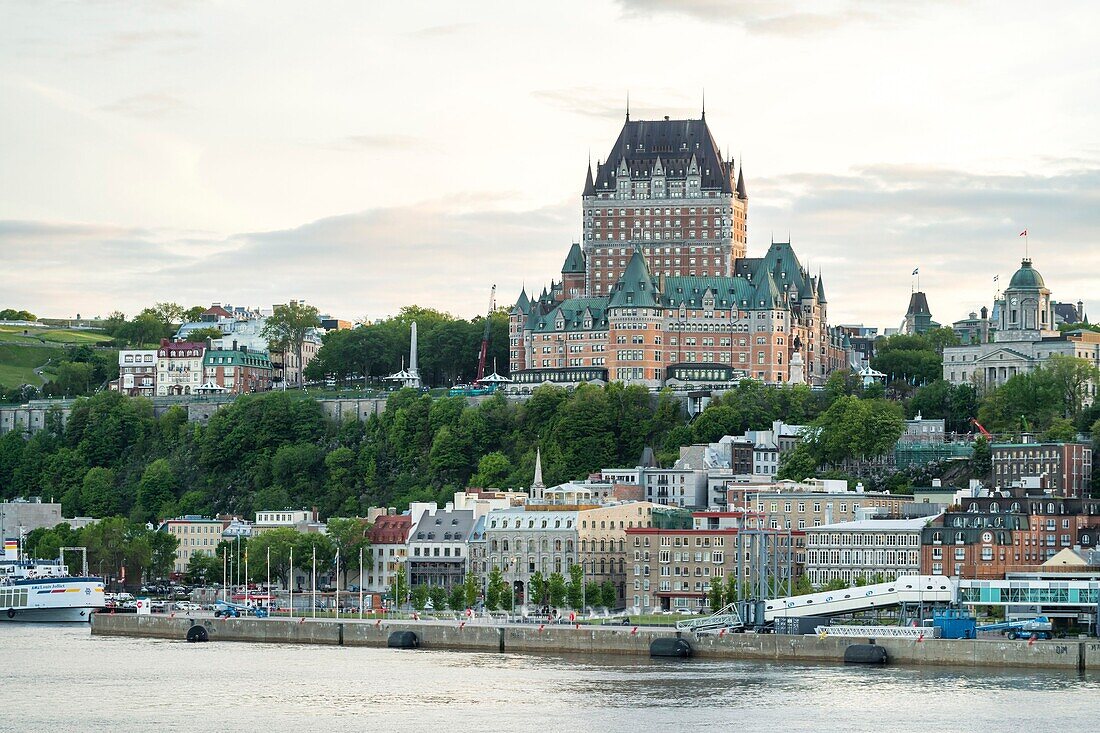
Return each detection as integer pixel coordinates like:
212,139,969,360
816,275,827,304
514,288,531,314
203,349,272,369
608,250,661,309
663,276,754,309
529,298,609,334
1009,259,1046,290
751,270,782,309
561,243,585,274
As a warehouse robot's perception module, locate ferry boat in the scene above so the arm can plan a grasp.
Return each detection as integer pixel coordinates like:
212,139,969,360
0,538,105,622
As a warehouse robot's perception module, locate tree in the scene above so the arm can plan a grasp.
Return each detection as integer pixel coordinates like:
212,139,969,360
567,563,584,610
528,571,547,607
326,517,371,588
411,585,429,611
581,581,598,609
135,458,178,523
246,528,298,588
186,553,219,585
823,577,848,591
462,571,478,609
470,451,512,488
262,302,320,386
547,572,568,608
427,584,447,612
81,467,121,517
708,578,724,612
448,583,466,612
390,570,409,609
486,567,505,611
599,580,617,610
187,326,225,342
972,435,992,483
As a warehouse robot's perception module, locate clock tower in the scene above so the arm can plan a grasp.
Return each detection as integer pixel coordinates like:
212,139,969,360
997,258,1056,340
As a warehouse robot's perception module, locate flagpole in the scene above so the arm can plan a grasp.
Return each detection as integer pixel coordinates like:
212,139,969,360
245,548,249,608
312,545,317,619
266,546,271,615
289,547,294,619
335,549,340,620
359,546,364,621
222,549,227,603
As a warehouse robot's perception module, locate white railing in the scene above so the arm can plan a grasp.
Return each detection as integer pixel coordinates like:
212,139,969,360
814,625,931,638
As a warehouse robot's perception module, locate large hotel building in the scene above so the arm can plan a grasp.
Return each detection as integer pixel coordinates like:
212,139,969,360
509,113,849,388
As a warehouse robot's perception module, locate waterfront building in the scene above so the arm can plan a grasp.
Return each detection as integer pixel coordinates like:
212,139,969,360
111,349,158,396
201,347,273,395
367,513,412,594
156,340,206,396
992,440,1093,497
407,506,477,591
482,494,670,609
509,113,849,389
942,258,1099,387
625,523,739,612
804,515,934,587
159,515,226,576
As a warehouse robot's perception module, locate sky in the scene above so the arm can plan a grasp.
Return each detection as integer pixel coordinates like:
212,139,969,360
1,0,1098,329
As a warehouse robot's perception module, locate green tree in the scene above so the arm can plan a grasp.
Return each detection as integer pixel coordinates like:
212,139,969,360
262,302,321,386
410,585,429,611
567,563,584,610
823,577,848,591
708,577,724,612
246,528,298,588
486,567,505,611
448,583,466,612
390,571,409,609
972,435,992,482
599,580,617,610
462,571,478,609
326,517,371,588
81,467,121,517
428,584,447,612
547,572,568,608
528,571,547,607
135,458,178,523
470,451,512,488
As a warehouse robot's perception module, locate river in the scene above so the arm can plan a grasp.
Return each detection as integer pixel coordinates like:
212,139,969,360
3,624,1096,732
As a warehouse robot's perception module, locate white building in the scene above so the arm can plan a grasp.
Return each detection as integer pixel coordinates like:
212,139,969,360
114,349,157,396
803,514,938,587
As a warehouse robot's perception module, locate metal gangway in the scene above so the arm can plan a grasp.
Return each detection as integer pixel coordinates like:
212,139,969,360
764,575,958,622
676,603,745,634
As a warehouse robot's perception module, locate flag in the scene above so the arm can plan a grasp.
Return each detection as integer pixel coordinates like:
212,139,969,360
912,268,919,276
1019,229,1028,237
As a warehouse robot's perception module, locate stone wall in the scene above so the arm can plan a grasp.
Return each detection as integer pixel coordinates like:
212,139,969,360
90,613,1094,670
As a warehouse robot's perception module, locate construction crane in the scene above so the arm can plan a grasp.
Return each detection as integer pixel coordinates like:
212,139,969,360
475,284,496,383
970,418,992,439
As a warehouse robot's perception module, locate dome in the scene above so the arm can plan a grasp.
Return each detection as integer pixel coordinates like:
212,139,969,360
1008,259,1045,289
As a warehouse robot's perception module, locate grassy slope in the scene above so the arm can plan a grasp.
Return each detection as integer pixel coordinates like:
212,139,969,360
0,326,113,388
0,344,64,386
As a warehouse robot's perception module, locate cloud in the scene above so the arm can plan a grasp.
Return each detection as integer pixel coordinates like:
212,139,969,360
748,163,1100,326
405,23,472,39
0,196,574,321
77,29,200,58
4,164,1097,329
533,87,700,121
336,134,423,151
613,0,921,36
98,92,189,119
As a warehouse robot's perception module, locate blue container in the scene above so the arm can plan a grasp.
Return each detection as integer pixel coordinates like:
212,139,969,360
933,608,977,639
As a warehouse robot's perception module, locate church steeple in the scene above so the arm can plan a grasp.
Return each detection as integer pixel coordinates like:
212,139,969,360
531,446,545,499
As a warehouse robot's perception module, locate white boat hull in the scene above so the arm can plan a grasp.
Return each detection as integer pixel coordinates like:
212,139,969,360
0,606,97,623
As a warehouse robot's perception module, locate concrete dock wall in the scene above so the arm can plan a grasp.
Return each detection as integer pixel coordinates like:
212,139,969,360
90,614,1098,671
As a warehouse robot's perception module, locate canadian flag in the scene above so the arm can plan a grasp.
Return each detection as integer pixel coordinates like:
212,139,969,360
1019,229,1028,237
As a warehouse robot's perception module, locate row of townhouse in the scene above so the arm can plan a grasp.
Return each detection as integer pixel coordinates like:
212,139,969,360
112,339,273,397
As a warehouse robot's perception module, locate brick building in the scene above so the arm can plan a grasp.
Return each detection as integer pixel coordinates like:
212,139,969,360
992,441,1093,497
367,514,412,594
201,347,273,395
509,113,849,389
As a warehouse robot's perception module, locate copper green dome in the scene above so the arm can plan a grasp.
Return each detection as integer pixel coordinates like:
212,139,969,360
1008,258,1045,289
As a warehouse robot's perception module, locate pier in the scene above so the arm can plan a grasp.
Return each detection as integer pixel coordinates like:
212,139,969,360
90,613,1100,671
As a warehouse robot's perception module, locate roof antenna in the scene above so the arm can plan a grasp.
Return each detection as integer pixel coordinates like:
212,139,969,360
626,91,630,121
701,88,706,120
